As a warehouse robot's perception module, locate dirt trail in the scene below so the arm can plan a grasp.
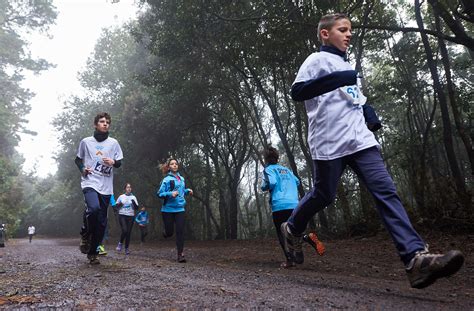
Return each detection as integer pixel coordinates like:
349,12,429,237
0,233,473,309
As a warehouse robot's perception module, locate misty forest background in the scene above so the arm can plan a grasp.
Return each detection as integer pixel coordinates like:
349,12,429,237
1,0,473,242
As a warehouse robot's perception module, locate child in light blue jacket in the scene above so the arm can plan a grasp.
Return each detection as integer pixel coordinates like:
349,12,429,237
157,158,193,263
261,147,300,268
135,206,149,243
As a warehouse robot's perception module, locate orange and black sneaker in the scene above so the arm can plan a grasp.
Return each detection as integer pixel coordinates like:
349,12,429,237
303,232,326,256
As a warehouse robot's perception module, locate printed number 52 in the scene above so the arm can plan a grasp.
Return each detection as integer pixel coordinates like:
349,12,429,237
347,86,359,99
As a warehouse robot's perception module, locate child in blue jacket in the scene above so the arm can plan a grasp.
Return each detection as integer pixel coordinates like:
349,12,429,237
157,158,193,262
261,147,300,268
135,206,149,243
261,147,325,268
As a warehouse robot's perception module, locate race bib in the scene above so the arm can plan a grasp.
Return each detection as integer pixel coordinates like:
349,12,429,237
93,161,112,177
341,85,367,106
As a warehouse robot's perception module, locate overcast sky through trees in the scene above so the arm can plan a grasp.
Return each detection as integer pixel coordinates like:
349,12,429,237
17,0,138,177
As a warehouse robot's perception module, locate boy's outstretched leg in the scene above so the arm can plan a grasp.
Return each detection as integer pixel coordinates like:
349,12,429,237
350,146,464,288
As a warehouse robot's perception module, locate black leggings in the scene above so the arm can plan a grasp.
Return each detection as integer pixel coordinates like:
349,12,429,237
162,212,185,255
139,225,148,243
272,209,294,261
119,215,134,249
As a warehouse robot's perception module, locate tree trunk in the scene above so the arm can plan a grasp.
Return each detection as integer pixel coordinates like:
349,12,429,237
295,103,313,173
427,0,474,56
247,65,305,197
219,189,230,239
205,157,215,239
229,180,239,239
337,182,352,234
253,157,264,236
434,13,474,177
415,0,468,202
211,157,227,240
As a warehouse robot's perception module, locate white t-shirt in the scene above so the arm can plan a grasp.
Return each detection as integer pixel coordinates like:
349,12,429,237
76,136,123,195
28,226,35,235
293,51,379,160
116,194,138,217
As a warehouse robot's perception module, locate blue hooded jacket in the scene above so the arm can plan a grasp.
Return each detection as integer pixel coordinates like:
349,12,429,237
157,172,191,213
135,210,149,226
261,164,300,212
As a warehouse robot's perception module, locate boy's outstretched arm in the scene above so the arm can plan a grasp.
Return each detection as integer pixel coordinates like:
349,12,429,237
291,70,357,101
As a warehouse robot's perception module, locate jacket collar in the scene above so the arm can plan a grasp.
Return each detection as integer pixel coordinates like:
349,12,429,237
321,45,347,61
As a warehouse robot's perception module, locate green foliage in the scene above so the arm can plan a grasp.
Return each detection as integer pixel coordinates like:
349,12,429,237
19,178,82,236
0,0,56,232
44,0,473,238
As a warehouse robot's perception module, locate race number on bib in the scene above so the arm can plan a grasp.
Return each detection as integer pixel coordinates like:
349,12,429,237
340,85,367,106
93,161,112,177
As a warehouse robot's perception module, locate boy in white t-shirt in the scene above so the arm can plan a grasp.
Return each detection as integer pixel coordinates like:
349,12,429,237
75,112,123,264
281,13,463,289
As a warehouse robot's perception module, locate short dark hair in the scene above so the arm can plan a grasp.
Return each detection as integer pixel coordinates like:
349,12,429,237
317,13,350,42
94,112,111,125
263,147,279,165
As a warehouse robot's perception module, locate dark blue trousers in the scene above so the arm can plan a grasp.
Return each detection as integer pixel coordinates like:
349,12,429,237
82,188,110,256
288,146,425,264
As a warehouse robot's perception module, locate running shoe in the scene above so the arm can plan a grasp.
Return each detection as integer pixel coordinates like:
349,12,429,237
406,247,464,289
116,242,122,252
97,244,107,256
303,232,326,256
125,248,130,255
87,254,100,265
280,222,304,264
177,254,187,263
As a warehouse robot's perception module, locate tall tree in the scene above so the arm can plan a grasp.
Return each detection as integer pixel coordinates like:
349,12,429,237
0,0,56,231
415,0,470,210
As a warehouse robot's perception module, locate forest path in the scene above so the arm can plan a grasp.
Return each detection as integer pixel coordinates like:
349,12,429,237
0,234,473,309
